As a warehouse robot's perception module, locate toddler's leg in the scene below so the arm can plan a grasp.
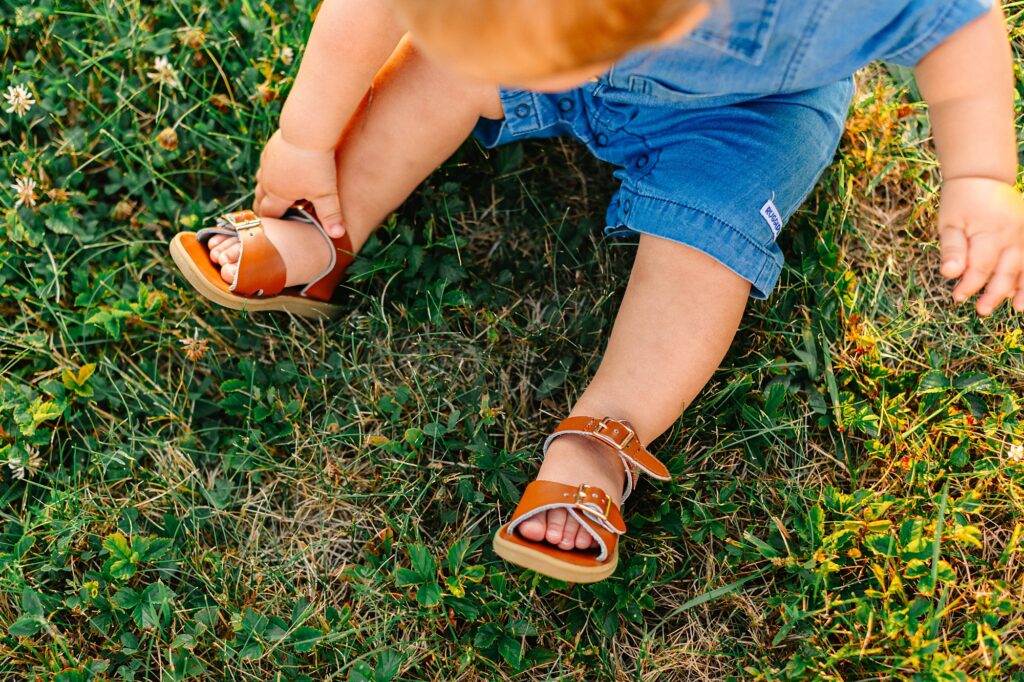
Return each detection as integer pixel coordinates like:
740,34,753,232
517,234,751,549
209,35,502,284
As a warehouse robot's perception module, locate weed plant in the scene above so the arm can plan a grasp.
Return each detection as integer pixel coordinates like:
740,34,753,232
1,2,1023,680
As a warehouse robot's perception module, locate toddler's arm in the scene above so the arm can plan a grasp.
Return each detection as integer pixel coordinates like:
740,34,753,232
279,0,405,150
251,0,405,232
913,3,1024,314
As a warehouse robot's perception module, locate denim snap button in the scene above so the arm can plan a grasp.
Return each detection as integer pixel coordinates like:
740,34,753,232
635,155,649,169
595,132,609,146
514,103,532,118
623,199,632,214
558,97,574,113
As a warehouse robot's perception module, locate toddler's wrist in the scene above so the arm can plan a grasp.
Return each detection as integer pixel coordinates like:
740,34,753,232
276,126,337,155
940,162,1017,187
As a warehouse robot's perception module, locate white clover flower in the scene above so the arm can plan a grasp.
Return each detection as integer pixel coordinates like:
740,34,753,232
6,458,25,480
25,448,42,470
148,56,183,89
280,46,295,65
3,83,35,116
5,448,42,480
1009,442,1024,464
10,176,38,208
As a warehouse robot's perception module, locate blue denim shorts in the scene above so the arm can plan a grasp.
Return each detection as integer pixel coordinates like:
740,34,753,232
470,0,992,299
473,77,855,300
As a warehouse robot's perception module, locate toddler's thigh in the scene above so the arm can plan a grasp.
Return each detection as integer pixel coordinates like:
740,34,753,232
604,77,856,300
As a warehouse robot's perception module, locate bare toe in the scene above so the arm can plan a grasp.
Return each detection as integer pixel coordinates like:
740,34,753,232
517,513,547,542
218,243,241,266
220,262,237,284
206,234,227,250
575,526,593,550
545,508,567,546
208,236,238,263
558,515,580,549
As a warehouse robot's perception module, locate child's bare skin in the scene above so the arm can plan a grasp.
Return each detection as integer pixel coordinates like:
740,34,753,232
202,19,746,550
205,0,1024,552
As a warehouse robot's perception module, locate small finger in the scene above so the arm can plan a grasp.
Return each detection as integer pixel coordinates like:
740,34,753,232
311,193,347,238
1014,266,1024,312
1013,288,1024,313
976,247,1020,316
952,234,1001,302
938,222,968,279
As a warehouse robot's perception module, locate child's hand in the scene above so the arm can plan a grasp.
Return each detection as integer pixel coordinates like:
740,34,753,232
937,177,1024,316
253,129,346,238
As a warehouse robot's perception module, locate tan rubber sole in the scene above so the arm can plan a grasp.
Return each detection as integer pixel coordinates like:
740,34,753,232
169,233,345,320
492,528,618,583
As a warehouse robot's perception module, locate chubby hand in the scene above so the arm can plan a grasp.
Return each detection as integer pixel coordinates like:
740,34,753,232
938,177,1024,316
253,128,346,238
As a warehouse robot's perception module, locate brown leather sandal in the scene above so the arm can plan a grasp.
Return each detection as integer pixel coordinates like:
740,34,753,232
168,200,354,320
492,416,671,583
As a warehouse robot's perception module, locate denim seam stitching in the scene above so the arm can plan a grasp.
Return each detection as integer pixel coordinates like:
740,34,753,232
779,0,837,92
608,208,776,296
884,1,961,64
619,188,777,264
687,0,781,65
615,115,657,183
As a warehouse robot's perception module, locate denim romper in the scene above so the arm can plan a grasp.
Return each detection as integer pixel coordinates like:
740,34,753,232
473,0,994,299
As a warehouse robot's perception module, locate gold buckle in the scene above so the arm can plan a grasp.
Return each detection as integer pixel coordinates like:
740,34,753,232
573,483,612,522
223,209,262,231
592,417,635,450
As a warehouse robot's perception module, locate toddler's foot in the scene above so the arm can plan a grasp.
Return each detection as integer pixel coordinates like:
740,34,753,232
204,216,336,287
515,435,627,551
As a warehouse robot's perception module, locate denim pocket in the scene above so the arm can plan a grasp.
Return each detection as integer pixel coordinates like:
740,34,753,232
685,0,781,65
604,0,782,100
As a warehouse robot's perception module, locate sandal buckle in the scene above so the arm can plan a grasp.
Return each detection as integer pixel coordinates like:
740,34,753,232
573,483,612,522
223,209,262,231
592,417,635,451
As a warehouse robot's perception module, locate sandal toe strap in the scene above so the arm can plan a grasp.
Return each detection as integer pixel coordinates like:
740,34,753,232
194,203,353,302
230,224,286,296
194,208,288,296
506,480,625,562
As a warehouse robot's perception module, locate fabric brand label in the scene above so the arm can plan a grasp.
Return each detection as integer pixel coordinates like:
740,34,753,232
760,199,783,239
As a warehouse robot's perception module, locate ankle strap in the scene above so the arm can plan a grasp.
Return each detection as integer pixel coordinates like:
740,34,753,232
542,416,671,503
282,200,354,302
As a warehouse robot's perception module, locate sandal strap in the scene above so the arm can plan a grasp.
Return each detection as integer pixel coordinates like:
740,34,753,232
506,480,624,562
284,200,354,303
542,416,671,503
196,208,288,297
196,203,354,302
231,216,287,297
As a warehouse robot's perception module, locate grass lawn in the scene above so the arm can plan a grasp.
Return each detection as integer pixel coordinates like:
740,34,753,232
2,2,1024,680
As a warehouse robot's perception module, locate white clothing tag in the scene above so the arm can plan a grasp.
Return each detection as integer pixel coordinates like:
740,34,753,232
760,199,783,239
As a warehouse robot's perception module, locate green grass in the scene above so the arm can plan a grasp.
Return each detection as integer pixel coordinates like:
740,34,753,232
2,2,1024,680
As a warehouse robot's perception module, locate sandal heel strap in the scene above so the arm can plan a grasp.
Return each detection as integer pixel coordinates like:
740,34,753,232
285,200,355,303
